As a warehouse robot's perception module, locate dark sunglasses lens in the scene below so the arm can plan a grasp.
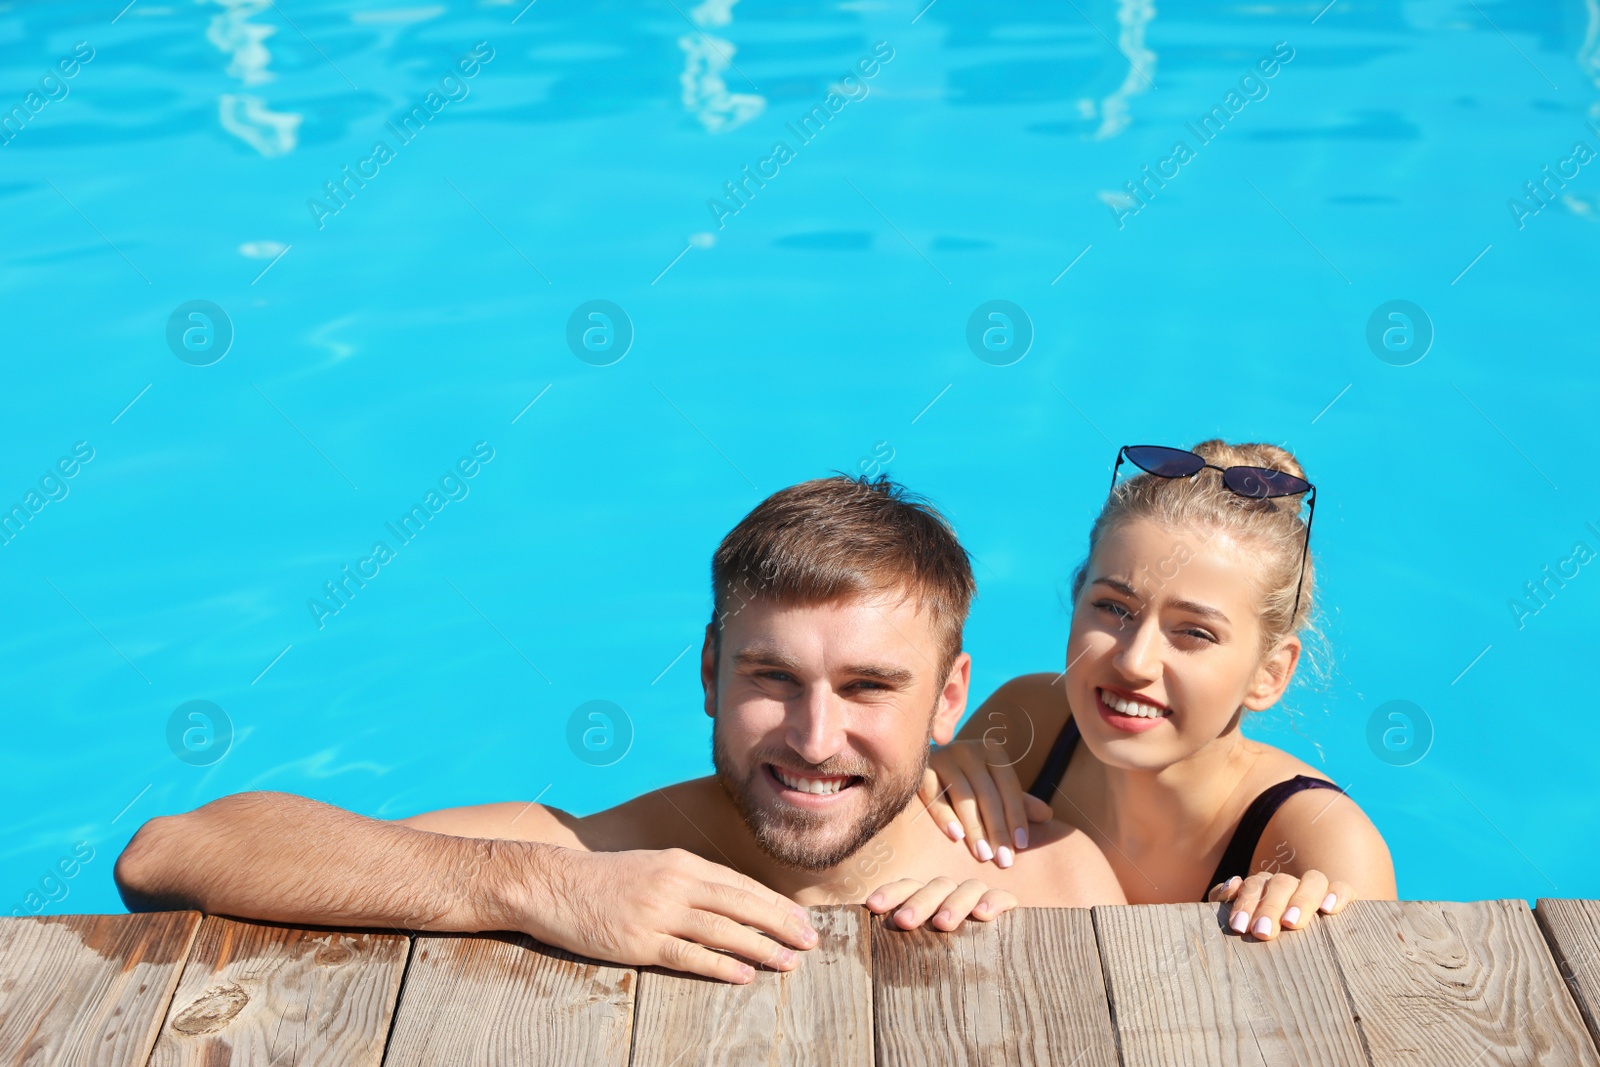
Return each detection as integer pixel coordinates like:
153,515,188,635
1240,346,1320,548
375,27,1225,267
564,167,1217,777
1124,446,1204,479
1225,466,1310,499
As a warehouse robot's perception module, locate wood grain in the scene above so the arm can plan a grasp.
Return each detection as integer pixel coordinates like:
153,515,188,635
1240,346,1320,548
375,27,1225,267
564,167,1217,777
146,916,409,1066
632,905,872,1067
1327,899,1599,1066
1536,898,1600,1050
0,911,200,1067
1094,902,1367,1067
873,907,1116,1067
383,932,636,1066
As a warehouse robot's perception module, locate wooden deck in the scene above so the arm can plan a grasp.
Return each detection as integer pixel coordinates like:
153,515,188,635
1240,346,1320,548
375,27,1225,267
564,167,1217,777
4,900,1600,1065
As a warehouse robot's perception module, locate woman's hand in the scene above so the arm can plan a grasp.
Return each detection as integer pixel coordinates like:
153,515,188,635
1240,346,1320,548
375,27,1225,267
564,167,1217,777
865,877,1018,931
917,740,1053,867
1209,869,1353,941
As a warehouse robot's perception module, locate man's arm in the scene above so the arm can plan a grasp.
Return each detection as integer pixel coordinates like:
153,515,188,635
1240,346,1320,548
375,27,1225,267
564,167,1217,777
114,791,819,984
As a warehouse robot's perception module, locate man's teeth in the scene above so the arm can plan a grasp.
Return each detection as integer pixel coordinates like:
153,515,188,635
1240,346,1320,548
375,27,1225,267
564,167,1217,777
1100,689,1169,719
773,767,851,795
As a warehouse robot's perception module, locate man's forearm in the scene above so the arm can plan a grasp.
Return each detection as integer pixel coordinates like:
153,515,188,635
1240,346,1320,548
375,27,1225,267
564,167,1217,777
114,791,549,932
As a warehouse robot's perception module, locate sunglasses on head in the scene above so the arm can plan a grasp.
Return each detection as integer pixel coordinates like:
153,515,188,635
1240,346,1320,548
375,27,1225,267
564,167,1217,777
1108,444,1316,626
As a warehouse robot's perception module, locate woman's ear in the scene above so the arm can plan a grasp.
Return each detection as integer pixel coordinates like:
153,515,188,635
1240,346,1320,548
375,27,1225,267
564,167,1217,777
1244,636,1301,710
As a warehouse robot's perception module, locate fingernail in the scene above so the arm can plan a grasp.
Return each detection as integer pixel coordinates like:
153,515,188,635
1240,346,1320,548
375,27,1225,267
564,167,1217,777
1228,876,1242,890
866,893,883,909
995,845,1014,869
775,949,796,967
1283,906,1301,927
737,963,755,982
1252,917,1272,938
935,909,952,926
1321,893,1337,913
1014,827,1028,850
1230,910,1250,933
795,923,817,945
946,821,965,841
974,839,993,862
895,907,914,926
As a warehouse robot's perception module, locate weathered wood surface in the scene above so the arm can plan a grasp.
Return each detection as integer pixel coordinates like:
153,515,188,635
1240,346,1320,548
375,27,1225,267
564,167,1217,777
382,931,637,1067
0,911,200,1067
147,916,408,1067
632,905,873,1067
1537,898,1600,1050
873,907,1118,1067
1326,899,1599,1066
6,901,1600,1065
1094,902,1368,1067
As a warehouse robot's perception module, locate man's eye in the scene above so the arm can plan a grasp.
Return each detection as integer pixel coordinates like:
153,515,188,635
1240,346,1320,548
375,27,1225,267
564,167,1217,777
1095,599,1132,619
761,671,796,683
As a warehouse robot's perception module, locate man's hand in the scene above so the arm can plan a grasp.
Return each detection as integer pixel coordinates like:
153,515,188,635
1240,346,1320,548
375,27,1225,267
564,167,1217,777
510,846,820,984
864,876,1018,931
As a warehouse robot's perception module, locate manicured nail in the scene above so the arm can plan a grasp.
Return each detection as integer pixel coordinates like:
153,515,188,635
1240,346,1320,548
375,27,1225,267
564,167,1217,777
1014,827,1029,850
974,839,994,862
946,821,966,841
995,845,1014,869
1252,917,1272,938
1230,910,1250,933
1227,876,1242,891
1283,906,1301,927
1321,893,1337,913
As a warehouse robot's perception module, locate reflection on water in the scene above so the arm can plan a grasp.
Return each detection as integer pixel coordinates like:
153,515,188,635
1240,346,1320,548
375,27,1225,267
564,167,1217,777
1085,0,1157,140
206,0,301,155
678,0,765,133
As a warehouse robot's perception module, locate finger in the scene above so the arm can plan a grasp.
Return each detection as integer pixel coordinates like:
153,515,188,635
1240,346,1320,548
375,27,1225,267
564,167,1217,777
969,887,1018,923
655,935,758,984
865,879,928,914
690,875,818,950
986,759,1032,853
1320,880,1355,915
1023,793,1054,824
924,879,991,931
1246,873,1307,940
889,877,959,930
672,906,802,972
1207,875,1243,903
1278,870,1331,931
918,767,965,843
1226,872,1271,934
958,754,1014,867
944,774,992,862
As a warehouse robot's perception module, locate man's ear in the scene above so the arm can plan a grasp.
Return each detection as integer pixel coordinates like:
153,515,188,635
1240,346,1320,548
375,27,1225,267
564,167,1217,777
701,623,718,720
931,651,972,745
1243,635,1301,711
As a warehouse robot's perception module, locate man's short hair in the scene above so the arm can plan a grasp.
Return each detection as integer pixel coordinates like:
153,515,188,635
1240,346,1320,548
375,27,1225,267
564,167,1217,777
710,475,975,676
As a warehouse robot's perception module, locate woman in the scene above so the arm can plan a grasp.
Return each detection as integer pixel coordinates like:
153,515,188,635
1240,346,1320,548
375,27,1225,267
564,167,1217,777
919,441,1395,938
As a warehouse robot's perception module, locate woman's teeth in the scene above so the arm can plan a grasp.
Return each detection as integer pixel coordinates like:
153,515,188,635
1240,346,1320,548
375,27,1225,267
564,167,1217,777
1100,689,1170,719
773,767,851,794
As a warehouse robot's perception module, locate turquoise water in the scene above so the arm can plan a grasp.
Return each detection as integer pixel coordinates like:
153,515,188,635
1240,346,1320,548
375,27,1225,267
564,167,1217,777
2,0,1597,917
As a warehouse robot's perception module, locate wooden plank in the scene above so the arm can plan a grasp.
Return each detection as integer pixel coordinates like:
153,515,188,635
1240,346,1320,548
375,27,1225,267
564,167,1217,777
0,911,201,1067
631,905,871,1067
146,916,409,1066
1326,899,1600,1066
383,932,636,1065
873,907,1117,1067
1093,902,1367,1067
1536,899,1600,1050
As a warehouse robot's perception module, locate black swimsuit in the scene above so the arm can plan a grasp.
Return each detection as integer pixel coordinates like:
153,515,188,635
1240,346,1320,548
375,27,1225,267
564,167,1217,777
1026,718,1344,900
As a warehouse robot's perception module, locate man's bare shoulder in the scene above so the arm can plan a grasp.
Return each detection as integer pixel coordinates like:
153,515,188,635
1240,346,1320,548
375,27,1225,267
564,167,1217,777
395,777,727,855
1008,819,1127,906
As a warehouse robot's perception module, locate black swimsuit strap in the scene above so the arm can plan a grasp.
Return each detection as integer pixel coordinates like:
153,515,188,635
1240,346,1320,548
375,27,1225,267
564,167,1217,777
1026,717,1080,802
1204,775,1345,899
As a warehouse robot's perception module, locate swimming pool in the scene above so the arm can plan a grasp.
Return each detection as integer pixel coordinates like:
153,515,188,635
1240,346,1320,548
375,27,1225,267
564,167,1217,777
2,0,1597,917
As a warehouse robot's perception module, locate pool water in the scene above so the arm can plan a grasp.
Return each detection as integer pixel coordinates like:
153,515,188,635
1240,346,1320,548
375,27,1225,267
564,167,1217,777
2,0,1597,917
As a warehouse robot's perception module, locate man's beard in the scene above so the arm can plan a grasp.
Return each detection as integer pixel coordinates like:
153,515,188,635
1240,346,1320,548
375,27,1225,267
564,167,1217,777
712,720,929,871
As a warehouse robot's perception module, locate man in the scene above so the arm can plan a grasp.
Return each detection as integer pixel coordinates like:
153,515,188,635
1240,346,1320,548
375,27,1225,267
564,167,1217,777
116,476,1123,984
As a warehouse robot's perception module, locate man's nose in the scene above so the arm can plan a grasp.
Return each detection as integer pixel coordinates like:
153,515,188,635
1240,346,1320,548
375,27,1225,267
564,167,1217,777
785,687,847,765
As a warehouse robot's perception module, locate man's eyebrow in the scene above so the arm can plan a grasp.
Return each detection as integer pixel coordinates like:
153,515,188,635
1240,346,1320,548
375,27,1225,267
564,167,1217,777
733,647,803,671
843,663,914,686
1090,577,1230,624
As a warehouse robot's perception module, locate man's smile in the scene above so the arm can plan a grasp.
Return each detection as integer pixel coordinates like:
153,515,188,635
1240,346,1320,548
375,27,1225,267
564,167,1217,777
764,763,863,800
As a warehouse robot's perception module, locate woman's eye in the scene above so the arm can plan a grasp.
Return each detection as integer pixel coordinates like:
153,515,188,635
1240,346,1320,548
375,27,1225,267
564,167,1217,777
1179,628,1217,643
